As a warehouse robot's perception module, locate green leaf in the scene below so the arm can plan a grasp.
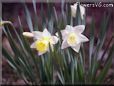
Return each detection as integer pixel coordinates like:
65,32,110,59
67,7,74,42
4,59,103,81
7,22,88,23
57,71,65,84
74,57,79,83
32,0,39,31
74,4,82,25
2,47,18,71
53,7,58,24
40,3,46,29
89,18,95,69
71,60,74,84
32,0,37,14
23,3,33,32
5,30,37,83
96,44,114,84
2,47,30,84
90,14,110,82
94,13,110,59
66,3,71,25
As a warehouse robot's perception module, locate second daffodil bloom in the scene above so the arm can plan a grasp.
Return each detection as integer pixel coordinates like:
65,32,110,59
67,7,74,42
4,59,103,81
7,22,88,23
71,2,85,19
61,25,89,53
30,28,58,55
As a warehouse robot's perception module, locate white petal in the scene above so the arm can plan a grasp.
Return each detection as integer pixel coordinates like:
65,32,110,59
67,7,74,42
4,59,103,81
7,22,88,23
71,43,81,53
23,32,34,37
30,42,36,48
38,51,47,56
65,25,73,31
70,3,78,17
60,25,72,39
78,34,89,43
50,36,59,44
74,25,85,33
79,5,85,19
61,39,69,49
32,31,42,39
71,5,77,17
43,28,51,37
74,3,78,6
55,32,59,37
61,30,69,39
61,25,73,39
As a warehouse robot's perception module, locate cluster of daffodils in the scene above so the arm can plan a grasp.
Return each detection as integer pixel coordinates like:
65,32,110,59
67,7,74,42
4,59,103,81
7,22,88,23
23,25,88,55
22,3,88,55
0,2,87,56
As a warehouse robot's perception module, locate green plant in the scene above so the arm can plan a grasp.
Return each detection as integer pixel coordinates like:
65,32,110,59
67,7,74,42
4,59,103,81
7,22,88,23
2,1,114,85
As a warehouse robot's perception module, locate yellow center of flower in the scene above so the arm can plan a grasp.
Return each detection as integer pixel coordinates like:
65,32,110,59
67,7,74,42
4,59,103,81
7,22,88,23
35,40,49,53
67,33,77,46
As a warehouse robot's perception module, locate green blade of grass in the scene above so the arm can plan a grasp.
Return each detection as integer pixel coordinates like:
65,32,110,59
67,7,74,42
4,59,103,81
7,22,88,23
57,71,65,84
90,13,110,82
2,47,18,71
89,18,95,69
23,3,33,32
96,44,114,84
40,3,46,29
2,47,29,84
3,25,37,83
32,0,39,31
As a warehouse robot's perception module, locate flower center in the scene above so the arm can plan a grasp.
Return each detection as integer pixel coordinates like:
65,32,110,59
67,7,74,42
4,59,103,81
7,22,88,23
35,40,48,52
67,33,77,46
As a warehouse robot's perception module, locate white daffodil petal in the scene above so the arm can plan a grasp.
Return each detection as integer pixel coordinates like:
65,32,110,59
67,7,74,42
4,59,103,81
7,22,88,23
62,25,74,37
74,25,85,33
38,51,47,56
74,3,78,6
61,39,69,49
60,25,73,40
23,32,34,37
32,31,42,39
51,36,59,44
61,30,69,39
65,25,74,31
43,28,51,37
30,42,36,48
78,34,89,43
70,3,78,17
71,43,81,53
79,5,85,19
55,32,59,37
71,5,77,17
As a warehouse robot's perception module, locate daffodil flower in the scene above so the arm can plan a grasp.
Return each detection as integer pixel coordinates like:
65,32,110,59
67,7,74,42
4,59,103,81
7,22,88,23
61,25,89,53
24,29,58,55
71,2,85,19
